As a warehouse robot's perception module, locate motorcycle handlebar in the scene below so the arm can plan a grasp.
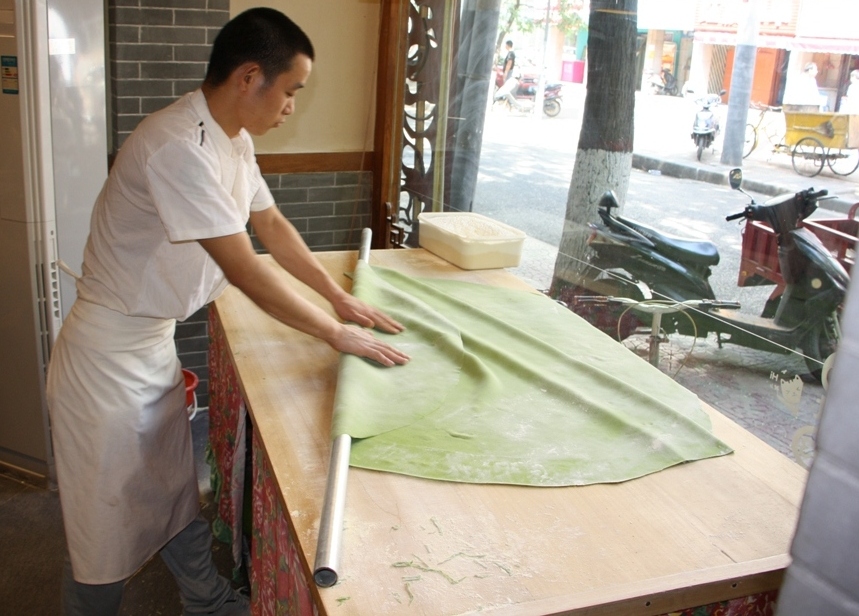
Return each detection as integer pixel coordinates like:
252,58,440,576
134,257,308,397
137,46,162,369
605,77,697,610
725,188,829,222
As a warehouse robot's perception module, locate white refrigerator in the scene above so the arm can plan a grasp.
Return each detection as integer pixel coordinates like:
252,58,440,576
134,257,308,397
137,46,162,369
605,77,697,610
0,0,107,482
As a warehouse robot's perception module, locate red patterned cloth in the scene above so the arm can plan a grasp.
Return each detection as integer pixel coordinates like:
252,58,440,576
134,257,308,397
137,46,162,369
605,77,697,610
660,590,777,615
251,430,314,616
209,305,314,614
207,305,248,579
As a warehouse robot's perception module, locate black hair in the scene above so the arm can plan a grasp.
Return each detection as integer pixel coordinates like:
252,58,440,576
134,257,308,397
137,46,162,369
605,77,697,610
204,8,315,87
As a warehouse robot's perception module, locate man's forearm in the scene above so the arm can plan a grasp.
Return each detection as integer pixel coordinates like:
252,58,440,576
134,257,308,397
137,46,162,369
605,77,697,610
253,207,348,304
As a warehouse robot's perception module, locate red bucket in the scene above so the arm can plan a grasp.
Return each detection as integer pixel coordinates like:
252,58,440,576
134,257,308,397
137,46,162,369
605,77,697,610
182,369,199,409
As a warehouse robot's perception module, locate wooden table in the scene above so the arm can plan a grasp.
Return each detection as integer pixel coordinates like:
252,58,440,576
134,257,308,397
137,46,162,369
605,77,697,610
208,249,807,616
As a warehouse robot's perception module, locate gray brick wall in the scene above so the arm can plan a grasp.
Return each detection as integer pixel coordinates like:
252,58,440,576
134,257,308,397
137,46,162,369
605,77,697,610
252,172,373,252
108,2,373,411
108,0,229,151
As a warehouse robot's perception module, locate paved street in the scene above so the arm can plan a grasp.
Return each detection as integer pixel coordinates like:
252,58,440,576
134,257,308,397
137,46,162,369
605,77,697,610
469,84,857,467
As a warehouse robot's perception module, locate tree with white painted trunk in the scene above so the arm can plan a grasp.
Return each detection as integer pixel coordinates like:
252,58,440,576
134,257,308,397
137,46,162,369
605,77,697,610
551,0,638,296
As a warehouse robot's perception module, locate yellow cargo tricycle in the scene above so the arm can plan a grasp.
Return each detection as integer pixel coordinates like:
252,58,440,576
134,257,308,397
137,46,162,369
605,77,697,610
778,106,859,177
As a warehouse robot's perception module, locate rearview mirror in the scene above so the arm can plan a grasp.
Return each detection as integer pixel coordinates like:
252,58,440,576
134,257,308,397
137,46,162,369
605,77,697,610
728,168,742,190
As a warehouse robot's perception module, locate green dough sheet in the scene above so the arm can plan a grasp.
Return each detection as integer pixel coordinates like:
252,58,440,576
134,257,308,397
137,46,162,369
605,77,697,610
331,262,732,487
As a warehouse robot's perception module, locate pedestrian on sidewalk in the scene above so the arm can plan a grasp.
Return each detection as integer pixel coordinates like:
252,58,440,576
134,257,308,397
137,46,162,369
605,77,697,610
783,62,827,111
839,69,859,113
502,40,516,83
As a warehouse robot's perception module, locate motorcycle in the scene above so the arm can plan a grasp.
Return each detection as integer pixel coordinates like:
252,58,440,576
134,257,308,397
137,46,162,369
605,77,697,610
691,91,724,161
493,67,563,117
568,169,848,380
649,68,679,96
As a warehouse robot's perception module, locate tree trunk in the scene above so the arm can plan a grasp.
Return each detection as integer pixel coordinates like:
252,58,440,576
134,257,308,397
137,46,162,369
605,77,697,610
551,0,638,295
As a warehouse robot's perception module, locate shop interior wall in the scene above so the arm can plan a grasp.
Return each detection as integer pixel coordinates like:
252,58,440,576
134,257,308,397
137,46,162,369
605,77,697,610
231,0,379,155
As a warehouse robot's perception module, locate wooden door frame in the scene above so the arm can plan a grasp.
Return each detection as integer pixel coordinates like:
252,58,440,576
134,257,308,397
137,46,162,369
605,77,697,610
372,0,410,248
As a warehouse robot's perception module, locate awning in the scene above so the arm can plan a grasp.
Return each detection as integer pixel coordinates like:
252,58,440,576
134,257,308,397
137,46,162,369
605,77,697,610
792,37,859,54
694,30,859,55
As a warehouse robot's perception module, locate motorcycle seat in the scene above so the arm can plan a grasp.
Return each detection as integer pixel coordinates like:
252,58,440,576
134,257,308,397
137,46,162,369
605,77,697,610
619,217,720,266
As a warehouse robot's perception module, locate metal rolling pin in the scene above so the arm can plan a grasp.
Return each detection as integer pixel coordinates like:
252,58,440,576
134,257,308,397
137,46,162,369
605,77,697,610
313,228,372,587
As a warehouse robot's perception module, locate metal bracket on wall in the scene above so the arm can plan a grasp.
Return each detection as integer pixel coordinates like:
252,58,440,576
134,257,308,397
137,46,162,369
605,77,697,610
386,202,404,248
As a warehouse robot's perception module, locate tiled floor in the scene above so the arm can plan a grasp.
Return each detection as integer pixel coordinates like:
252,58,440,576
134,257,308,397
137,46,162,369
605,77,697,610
0,410,242,615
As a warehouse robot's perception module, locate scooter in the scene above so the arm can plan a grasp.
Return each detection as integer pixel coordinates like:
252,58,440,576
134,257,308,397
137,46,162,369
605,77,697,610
568,169,848,380
691,91,724,160
493,67,563,117
540,81,564,117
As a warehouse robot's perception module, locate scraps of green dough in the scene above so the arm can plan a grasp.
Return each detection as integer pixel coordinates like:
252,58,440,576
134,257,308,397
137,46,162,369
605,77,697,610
331,263,732,487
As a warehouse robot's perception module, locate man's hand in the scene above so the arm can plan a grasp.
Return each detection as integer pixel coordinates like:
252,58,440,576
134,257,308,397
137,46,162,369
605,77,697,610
330,323,410,366
332,294,404,334
244,206,409,366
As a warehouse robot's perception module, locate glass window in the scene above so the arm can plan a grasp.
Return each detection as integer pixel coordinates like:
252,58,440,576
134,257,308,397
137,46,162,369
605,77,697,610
384,0,857,470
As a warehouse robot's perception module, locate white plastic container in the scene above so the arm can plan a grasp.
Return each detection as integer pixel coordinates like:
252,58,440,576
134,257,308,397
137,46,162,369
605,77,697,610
418,212,526,270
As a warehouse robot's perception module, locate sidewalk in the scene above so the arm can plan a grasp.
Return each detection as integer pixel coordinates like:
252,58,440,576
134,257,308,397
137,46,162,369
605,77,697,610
630,91,859,213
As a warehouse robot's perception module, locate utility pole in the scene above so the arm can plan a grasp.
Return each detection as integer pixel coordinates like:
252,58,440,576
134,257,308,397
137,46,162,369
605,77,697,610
720,0,759,166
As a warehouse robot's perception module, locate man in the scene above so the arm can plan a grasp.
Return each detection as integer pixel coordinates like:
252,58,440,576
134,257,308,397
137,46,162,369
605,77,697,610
840,69,859,113
46,8,408,616
502,39,516,82
783,61,826,109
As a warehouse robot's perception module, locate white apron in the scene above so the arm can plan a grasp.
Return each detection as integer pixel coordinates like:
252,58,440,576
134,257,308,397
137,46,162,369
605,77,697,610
46,300,199,584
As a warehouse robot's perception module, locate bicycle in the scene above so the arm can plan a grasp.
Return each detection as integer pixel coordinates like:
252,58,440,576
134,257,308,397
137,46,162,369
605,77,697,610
743,102,785,159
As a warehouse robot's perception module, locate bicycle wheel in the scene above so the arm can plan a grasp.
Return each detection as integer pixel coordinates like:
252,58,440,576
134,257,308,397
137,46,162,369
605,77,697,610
743,124,757,158
827,147,859,176
791,137,825,177
764,114,786,150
